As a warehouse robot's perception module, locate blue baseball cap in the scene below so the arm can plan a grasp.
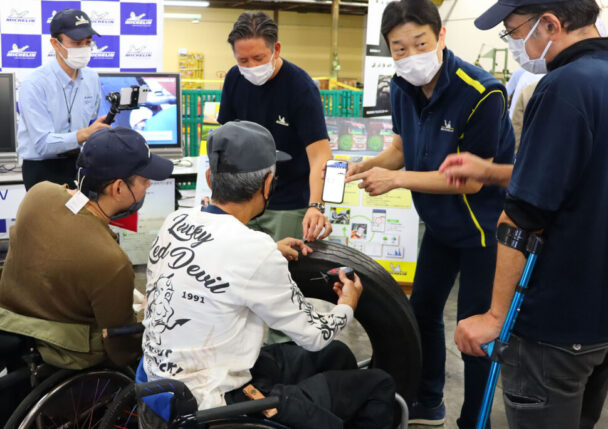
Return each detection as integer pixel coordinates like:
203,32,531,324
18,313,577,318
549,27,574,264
475,0,570,30
77,127,173,183
50,9,100,40
207,121,291,174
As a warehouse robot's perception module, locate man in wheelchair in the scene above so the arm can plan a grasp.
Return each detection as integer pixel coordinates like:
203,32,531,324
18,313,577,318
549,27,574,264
0,127,173,370
141,121,396,428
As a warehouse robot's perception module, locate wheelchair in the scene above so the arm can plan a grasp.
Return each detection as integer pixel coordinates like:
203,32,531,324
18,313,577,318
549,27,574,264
100,359,410,429
100,241,419,429
0,328,137,428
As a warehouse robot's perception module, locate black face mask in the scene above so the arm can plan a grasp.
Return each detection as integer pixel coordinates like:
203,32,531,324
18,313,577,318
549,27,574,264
110,183,145,220
251,173,277,221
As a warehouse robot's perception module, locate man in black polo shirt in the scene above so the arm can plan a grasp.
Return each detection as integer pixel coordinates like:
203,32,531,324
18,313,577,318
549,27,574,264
218,11,332,242
452,1,608,428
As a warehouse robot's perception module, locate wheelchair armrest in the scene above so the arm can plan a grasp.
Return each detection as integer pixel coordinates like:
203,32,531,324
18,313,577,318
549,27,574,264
134,378,191,399
192,396,281,422
103,323,144,338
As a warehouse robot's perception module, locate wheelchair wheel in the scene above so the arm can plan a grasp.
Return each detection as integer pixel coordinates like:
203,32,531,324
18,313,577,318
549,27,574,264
5,368,133,429
99,383,138,429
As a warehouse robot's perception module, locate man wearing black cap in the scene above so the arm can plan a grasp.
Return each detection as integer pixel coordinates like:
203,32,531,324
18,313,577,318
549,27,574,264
450,1,608,428
0,127,173,371
17,8,110,191
141,120,395,428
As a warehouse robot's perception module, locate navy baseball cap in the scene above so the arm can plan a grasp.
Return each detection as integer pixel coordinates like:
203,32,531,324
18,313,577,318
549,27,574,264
207,121,291,174
50,9,100,40
77,127,174,183
475,0,570,30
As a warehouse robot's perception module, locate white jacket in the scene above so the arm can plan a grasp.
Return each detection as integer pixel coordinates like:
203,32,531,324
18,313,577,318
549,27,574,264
142,207,353,410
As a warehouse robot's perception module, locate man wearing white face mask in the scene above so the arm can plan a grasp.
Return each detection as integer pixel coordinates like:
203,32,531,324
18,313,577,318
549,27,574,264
17,9,110,191
444,1,608,428
346,1,514,427
218,11,333,244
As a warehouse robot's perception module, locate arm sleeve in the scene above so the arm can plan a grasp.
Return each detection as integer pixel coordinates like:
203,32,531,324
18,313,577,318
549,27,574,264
390,80,402,135
90,261,141,366
92,78,102,122
459,89,507,159
507,89,593,212
217,71,235,125
243,249,353,352
292,86,330,146
18,80,79,157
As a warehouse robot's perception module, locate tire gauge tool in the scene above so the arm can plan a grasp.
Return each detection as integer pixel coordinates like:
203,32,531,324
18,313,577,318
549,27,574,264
311,267,355,284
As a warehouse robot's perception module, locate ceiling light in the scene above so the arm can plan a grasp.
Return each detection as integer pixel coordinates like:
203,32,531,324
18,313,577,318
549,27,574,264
164,1,210,7
165,13,202,19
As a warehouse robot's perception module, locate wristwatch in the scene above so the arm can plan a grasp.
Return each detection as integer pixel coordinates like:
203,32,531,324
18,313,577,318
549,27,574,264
308,203,326,212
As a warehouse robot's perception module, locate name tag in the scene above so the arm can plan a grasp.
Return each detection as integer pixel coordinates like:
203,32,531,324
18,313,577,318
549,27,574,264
65,191,89,214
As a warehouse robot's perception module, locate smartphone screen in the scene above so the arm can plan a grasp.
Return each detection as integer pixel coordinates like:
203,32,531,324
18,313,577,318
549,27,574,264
323,160,348,204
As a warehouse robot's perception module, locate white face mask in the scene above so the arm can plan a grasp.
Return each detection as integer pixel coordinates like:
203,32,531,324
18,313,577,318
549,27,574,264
58,42,91,70
394,42,443,87
507,18,553,74
238,55,276,86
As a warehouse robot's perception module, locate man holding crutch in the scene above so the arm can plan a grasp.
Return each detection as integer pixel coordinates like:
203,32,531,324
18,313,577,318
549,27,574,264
453,1,608,428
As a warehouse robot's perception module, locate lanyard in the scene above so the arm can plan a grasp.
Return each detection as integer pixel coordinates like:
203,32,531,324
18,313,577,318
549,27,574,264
62,84,79,132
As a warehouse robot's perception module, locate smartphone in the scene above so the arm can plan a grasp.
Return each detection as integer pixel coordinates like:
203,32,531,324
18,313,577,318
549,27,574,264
322,160,348,204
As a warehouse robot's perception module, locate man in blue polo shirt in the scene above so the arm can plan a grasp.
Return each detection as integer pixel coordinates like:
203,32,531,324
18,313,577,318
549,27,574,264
218,11,332,242
451,1,608,428
17,9,110,190
347,1,514,427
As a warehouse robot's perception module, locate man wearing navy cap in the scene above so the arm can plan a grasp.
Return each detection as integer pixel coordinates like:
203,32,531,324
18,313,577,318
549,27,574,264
17,8,110,191
449,1,608,428
141,120,396,428
0,127,173,371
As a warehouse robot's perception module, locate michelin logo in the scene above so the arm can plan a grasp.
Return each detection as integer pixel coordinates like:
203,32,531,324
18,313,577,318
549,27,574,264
126,45,152,58
91,42,115,59
125,11,153,26
90,11,115,25
7,9,35,24
440,120,455,133
7,44,36,59
74,15,89,26
47,10,57,24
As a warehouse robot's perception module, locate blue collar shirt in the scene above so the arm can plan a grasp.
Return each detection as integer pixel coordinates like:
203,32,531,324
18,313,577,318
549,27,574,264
17,59,101,160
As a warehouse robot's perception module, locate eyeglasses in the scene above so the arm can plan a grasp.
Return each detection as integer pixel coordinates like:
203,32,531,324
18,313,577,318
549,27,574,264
499,16,537,42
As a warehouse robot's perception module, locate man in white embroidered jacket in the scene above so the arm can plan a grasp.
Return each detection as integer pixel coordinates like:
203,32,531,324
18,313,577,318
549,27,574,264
142,121,395,429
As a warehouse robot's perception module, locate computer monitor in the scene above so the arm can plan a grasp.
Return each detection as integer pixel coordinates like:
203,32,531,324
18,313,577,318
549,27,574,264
98,72,183,159
0,73,18,164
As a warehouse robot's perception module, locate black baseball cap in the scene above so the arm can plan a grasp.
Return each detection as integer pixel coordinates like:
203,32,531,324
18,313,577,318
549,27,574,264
207,121,291,174
50,9,100,40
77,127,174,184
475,0,570,30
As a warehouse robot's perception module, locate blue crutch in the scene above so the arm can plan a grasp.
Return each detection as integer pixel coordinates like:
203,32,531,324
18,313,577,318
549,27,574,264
476,224,544,429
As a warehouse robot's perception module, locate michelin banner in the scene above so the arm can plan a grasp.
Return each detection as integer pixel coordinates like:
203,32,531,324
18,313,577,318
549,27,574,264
0,0,163,91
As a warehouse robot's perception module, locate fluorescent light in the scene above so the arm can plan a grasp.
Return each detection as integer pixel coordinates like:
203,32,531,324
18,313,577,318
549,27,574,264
165,1,210,7
165,13,202,19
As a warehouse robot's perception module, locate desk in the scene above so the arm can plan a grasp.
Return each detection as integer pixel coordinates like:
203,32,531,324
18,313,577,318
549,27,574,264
0,170,23,185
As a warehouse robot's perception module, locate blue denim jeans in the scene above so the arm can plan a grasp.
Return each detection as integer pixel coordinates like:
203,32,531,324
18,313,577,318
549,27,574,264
502,334,608,429
410,230,496,429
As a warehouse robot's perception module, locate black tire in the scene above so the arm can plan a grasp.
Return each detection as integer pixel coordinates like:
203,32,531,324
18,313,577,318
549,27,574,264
288,241,422,404
5,368,133,429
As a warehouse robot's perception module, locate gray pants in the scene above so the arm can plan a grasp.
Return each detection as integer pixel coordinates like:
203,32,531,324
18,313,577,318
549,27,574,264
501,335,608,429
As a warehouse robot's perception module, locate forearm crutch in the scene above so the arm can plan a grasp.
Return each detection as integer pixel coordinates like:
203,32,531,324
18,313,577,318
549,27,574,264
476,224,543,429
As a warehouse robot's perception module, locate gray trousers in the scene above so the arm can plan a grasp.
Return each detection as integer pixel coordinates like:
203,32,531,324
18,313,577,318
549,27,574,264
501,335,608,429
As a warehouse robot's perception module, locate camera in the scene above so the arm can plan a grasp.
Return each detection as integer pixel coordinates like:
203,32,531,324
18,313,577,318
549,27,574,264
104,85,151,125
